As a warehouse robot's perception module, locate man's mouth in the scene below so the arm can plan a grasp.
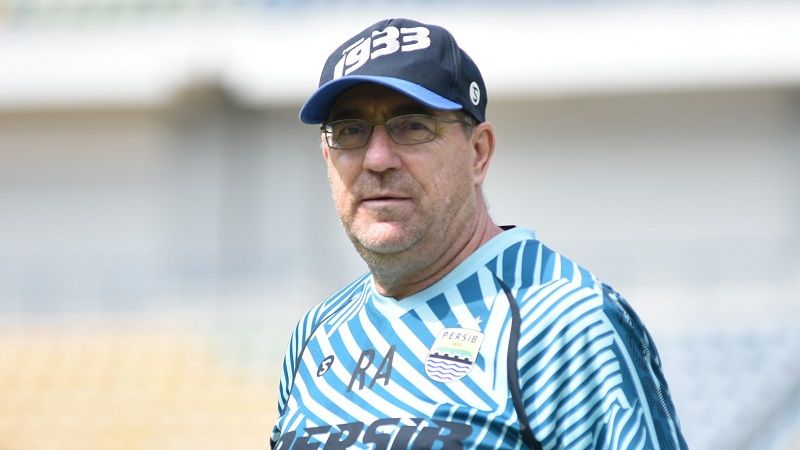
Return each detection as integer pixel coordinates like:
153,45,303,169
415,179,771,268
361,193,412,206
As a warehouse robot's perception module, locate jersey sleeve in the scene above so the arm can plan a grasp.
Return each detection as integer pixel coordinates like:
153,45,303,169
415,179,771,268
595,283,688,450
516,279,688,450
269,307,314,447
269,273,372,448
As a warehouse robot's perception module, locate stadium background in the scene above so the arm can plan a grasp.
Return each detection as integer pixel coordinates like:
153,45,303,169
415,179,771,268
1,1,799,449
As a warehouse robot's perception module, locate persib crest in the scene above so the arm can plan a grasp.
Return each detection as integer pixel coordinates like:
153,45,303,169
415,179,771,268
425,327,484,383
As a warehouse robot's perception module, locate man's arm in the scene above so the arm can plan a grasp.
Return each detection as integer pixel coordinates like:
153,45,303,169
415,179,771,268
516,279,688,449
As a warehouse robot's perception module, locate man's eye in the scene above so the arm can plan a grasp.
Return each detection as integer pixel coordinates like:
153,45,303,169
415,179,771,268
338,123,367,137
395,118,433,133
405,120,428,130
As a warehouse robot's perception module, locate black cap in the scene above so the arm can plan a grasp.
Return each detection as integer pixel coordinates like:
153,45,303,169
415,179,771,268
299,18,487,124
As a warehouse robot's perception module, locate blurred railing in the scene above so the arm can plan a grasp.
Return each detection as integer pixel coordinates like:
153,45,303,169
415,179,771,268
1,0,791,26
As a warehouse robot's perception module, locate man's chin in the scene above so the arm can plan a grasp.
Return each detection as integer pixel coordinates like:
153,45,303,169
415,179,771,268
350,224,418,255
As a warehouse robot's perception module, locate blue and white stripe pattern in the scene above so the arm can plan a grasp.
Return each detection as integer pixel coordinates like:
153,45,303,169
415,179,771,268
270,227,688,449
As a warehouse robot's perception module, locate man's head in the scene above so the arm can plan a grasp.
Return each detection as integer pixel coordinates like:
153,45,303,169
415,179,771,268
300,18,487,125
301,19,499,297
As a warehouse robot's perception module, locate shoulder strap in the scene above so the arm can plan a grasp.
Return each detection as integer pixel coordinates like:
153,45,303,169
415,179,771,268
496,276,543,450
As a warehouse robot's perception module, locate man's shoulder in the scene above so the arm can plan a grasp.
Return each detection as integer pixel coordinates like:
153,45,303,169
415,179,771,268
511,237,648,344
296,272,372,328
508,236,600,293
510,236,647,333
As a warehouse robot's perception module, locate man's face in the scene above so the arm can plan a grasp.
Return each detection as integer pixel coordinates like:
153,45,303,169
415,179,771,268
321,84,480,260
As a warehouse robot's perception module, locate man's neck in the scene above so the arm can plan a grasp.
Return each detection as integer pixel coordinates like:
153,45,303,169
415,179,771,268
367,211,503,299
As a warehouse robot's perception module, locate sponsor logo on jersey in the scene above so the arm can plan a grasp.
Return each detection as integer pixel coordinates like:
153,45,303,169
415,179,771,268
272,417,472,449
425,327,484,383
317,355,335,377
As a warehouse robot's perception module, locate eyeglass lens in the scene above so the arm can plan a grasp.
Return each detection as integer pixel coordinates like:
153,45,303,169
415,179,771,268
324,114,443,149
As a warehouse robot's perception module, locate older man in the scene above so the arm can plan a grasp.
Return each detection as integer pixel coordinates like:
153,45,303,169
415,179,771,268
270,18,688,450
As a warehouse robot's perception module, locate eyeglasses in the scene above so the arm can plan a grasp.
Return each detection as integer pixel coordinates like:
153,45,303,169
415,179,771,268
321,114,467,150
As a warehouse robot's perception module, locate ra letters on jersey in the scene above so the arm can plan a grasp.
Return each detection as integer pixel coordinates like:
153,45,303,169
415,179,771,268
344,346,396,392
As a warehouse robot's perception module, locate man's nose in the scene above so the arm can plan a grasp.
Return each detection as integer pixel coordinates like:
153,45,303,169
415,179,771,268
362,124,402,173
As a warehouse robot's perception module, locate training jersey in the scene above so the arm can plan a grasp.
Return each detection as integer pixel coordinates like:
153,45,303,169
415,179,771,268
270,227,688,450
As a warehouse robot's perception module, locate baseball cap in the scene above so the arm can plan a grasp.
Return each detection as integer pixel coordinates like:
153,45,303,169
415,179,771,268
299,18,487,124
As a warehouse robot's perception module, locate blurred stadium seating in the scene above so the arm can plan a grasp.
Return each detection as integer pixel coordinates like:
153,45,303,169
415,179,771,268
659,327,800,450
2,313,799,450
0,314,277,450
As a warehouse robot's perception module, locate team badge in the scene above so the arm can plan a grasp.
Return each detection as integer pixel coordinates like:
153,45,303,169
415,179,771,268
424,327,484,383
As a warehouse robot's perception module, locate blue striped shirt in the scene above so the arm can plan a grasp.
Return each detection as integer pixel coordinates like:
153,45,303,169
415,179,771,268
270,227,688,449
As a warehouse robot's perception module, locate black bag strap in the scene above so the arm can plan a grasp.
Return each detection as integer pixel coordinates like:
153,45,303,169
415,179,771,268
496,276,543,450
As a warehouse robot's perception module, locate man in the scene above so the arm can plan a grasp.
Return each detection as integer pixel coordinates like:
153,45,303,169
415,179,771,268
271,18,688,450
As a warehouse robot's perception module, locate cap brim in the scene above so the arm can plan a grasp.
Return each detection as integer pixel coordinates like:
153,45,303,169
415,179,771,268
299,75,462,124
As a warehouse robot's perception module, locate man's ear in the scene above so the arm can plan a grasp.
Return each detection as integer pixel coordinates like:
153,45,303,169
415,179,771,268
471,122,496,185
321,136,331,161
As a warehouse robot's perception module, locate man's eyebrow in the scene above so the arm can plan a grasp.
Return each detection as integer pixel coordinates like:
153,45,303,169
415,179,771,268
327,109,365,122
389,104,435,116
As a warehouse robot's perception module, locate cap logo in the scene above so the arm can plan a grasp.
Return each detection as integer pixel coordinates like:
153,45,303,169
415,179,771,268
469,81,480,106
333,26,431,79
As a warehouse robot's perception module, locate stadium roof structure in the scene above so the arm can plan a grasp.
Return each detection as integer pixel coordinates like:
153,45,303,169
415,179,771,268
1,2,799,110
